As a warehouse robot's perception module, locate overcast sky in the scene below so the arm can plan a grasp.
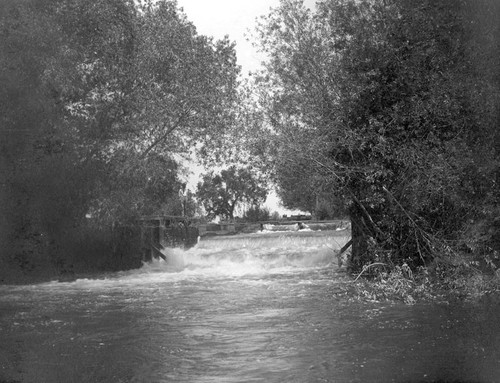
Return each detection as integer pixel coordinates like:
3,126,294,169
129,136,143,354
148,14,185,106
176,0,317,75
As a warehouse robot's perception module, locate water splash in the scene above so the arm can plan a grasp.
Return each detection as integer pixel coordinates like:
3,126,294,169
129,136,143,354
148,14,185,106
146,231,348,277
31,231,348,290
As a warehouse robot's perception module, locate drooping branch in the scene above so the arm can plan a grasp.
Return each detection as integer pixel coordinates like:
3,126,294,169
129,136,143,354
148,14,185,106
139,107,192,159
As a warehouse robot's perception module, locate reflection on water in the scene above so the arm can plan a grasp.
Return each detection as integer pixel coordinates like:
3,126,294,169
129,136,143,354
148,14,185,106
0,230,499,382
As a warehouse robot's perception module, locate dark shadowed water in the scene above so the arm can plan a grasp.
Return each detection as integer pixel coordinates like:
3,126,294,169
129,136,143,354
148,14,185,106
1,230,499,383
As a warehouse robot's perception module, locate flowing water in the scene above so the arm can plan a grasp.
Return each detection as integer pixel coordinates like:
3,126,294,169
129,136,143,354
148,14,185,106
1,230,499,383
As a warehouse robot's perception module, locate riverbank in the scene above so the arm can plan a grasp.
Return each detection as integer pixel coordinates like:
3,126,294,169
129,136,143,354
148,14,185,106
0,260,141,286
0,224,143,286
338,261,500,305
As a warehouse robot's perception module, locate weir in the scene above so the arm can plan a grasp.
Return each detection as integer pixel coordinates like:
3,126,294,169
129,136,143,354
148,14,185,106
138,217,350,264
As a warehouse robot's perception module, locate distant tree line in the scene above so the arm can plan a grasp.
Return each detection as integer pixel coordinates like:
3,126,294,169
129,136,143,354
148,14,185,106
254,0,500,272
0,0,239,280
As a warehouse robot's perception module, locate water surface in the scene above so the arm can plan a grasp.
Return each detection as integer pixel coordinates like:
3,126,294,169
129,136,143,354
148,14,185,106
1,230,499,382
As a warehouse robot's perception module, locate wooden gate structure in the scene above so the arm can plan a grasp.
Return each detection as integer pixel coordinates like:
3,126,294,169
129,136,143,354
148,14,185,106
139,216,199,262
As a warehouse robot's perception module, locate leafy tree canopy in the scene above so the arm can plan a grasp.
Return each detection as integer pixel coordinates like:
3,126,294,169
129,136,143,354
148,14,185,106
255,0,500,271
196,166,268,220
0,0,240,270
243,206,270,222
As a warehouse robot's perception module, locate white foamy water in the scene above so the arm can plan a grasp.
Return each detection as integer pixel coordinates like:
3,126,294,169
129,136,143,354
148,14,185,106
34,231,345,290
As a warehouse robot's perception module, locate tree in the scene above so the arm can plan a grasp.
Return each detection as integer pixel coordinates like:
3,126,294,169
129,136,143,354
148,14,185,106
243,206,270,222
123,1,239,158
55,0,241,224
255,0,500,271
0,0,102,270
0,0,241,277
196,166,268,220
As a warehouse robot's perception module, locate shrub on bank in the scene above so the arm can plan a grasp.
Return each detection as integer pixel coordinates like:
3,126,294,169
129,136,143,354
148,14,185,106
341,260,500,304
0,223,143,284
62,224,143,276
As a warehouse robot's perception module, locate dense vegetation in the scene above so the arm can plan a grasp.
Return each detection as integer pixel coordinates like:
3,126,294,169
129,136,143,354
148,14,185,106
0,0,239,282
254,0,500,276
1,0,499,288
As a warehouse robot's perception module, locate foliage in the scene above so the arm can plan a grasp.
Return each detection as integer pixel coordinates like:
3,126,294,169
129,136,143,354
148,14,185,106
346,266,433,304
255,0,500,272
340,261,500,304
196,166,268,220
243,206,270,222
0,0,240,279
273,152,319,214
130,0,240,159
270,211,282,221
87,152,182,222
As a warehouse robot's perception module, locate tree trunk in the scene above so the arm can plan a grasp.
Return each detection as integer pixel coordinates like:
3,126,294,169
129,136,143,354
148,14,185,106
228,201,236,220
348,204,369,273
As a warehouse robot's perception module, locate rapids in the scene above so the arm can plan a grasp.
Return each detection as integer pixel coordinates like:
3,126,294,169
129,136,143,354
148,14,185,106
0,230,499,382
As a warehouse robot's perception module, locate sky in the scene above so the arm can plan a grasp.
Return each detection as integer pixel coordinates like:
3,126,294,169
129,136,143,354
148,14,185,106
176,0,315,215
176,0,317,74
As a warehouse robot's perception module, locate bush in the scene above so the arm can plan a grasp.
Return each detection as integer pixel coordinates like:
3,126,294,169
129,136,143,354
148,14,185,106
243,206,270,222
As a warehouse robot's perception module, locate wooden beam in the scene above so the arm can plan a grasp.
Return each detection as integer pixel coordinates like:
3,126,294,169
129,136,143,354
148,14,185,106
151,244,167,261
338,239,352,257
